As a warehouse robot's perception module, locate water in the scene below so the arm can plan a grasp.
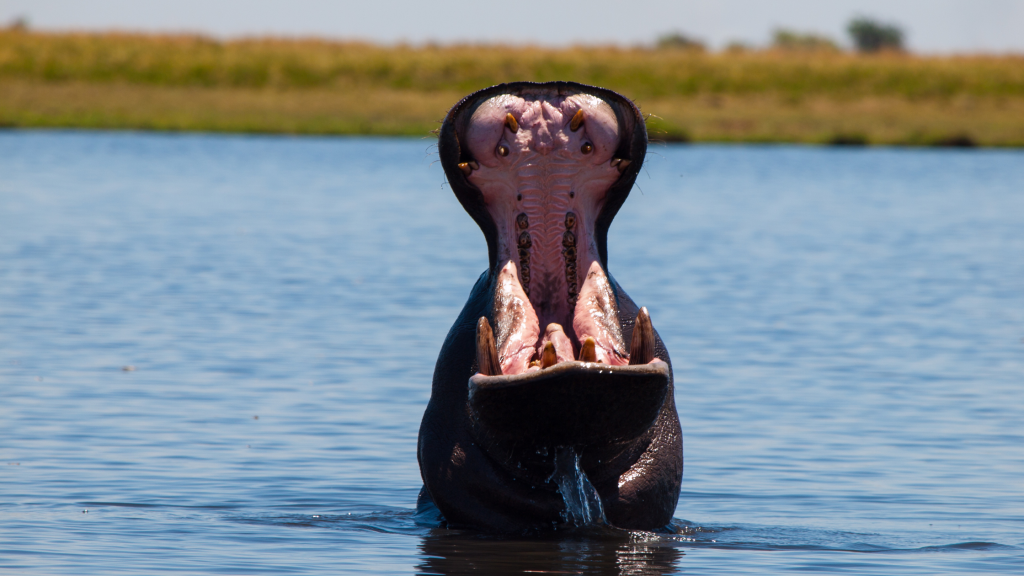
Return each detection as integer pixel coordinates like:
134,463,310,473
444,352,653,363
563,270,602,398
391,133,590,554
1,131,1022,574
551,447,607,528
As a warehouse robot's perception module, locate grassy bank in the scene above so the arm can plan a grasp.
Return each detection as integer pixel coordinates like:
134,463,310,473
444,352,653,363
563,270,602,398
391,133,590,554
2,30,1023,145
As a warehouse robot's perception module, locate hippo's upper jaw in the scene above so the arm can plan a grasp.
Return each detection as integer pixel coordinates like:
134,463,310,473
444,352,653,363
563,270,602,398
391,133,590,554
419,82,682,533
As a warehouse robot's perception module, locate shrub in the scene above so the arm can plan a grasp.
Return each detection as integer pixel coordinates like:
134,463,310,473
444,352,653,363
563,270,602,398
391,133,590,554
655,32,706,52
772,29,840,52
847,17,904,53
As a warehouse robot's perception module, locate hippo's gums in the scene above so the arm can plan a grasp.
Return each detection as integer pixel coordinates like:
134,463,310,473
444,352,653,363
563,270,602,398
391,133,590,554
417,82,682,533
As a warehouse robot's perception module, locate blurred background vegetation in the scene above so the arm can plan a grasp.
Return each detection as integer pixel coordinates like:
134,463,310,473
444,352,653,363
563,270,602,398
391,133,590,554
1,17,1022,146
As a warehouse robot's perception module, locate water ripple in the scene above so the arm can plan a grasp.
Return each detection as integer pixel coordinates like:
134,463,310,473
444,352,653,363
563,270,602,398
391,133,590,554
1,133,1022,574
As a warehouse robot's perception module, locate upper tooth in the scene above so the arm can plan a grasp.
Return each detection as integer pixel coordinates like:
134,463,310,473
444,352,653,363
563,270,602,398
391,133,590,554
569,109,585,132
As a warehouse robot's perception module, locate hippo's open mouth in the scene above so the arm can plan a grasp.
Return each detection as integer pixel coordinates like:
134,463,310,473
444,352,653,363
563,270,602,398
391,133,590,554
422,82,682,532
448,86,662,378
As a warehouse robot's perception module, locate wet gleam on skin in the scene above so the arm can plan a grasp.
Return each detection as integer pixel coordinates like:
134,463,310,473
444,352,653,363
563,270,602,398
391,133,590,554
421,82,682,533
465,93,633,373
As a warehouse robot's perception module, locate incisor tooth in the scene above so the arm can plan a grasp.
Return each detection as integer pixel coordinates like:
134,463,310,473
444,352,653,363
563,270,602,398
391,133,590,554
476,317,502,376
505,113,519,133
570,109,585,132
628,307,655,365
579,337,598,362
540,341,557,369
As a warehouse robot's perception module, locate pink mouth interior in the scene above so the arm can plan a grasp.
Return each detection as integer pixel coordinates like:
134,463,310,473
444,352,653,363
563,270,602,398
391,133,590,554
463,90,638,375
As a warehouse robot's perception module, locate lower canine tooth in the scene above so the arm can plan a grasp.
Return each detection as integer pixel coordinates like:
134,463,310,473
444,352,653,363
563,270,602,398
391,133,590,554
616,159,632,173
458,162,473,175
476,317,502,375
628,307,655,365
540,341,557,369
579,337,598,362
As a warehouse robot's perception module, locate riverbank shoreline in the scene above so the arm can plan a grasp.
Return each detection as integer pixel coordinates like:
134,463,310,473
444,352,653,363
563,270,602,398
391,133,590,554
3,31,1023,146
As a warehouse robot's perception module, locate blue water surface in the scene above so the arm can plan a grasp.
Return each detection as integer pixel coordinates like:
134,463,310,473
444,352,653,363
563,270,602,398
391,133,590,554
1,131,1022,574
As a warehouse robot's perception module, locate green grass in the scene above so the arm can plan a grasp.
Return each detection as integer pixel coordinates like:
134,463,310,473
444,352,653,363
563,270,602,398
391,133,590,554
2,30,1023,146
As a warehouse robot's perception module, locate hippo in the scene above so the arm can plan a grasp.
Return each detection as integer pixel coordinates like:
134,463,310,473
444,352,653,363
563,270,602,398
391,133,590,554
417,82,682,533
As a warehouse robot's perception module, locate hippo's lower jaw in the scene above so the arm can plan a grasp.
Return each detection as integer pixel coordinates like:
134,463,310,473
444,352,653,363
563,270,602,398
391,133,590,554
469,358,670,463
470,275,671,468
470,359,670,440
418,82,682,533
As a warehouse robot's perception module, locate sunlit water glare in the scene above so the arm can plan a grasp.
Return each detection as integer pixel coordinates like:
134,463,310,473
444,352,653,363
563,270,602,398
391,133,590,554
1,131,1022,574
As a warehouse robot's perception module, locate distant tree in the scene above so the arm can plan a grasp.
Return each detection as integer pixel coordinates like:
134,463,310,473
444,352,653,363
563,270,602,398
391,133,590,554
847,17,904,52
724,41,752,54
6,16,29,31
656,31,706,52
771,29,840,52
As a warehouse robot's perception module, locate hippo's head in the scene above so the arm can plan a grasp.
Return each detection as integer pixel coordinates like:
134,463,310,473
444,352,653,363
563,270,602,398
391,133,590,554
419,82,682,533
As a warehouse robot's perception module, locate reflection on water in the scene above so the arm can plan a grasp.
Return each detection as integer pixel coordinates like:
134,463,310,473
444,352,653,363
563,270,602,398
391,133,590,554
418,528,684,576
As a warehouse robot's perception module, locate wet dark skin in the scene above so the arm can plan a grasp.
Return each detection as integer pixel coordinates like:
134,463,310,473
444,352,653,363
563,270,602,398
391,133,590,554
417,82,683,533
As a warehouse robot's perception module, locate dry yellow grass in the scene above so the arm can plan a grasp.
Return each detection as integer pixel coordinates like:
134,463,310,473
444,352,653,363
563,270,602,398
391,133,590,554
643,94,1024,145
2,30,1023,145
0,79,459,135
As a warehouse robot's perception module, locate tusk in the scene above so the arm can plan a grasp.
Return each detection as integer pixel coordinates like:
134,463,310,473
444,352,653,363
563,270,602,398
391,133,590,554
476,317,502,375
628,307,655,365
